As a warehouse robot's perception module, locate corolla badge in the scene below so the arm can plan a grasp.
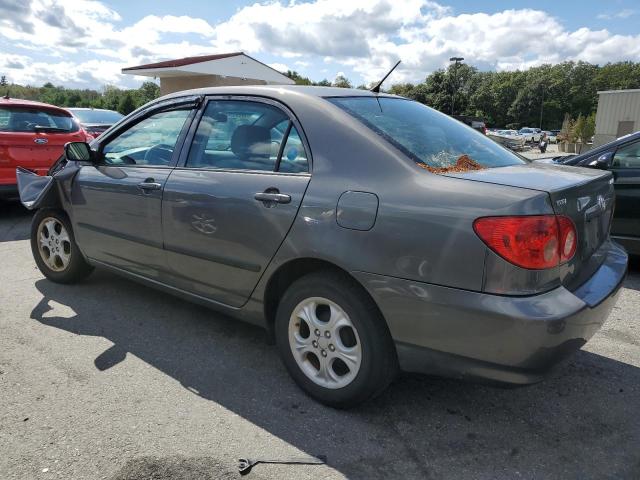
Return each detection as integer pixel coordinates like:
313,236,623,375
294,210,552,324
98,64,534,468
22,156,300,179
597,194,606,211
34,138,48,144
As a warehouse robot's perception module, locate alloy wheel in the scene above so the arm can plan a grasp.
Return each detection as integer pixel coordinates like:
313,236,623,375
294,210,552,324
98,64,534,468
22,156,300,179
37,217,71,272
288,297,362,389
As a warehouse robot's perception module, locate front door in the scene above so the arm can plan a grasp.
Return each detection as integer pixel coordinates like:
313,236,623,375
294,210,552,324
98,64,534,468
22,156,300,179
71,107,193,278
610,140,640,244
161,99,311,307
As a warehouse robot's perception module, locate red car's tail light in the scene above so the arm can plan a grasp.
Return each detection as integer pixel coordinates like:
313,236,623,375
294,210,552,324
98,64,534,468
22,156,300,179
473,215,577,270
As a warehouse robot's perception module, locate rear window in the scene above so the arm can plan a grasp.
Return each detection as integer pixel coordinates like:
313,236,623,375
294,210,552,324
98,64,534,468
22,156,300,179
0,106,78,133
69,109,124,124
328,97,525,172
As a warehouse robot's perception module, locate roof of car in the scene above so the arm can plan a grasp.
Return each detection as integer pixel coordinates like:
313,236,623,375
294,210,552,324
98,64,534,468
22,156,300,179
66,107,120,113
0,96,71,114
160,84,400,103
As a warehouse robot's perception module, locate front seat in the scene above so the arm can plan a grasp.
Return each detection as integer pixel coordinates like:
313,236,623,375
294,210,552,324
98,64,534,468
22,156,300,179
230,125,273,171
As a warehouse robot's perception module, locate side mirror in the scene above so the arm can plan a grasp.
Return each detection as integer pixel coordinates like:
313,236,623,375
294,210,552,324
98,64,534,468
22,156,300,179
587,151,613,170
64,142,93,162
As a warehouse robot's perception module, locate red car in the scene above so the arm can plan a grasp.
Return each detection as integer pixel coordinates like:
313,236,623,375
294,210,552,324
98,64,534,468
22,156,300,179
0,96,88,198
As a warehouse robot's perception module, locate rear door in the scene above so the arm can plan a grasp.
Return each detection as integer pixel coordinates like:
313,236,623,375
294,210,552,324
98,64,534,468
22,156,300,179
161,97,311,307
0,105,84,186
71,100,197,278
609,139,640,243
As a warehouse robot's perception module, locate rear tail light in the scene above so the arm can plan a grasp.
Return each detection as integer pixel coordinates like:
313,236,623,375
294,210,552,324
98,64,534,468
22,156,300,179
557,215,577,262
473,215,577,270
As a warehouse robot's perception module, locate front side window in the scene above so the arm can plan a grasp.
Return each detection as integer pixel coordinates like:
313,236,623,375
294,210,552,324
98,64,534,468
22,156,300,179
101,109,191,166
0,107,78,133
186,100,308,172
328,97,525,172
613,141,640,169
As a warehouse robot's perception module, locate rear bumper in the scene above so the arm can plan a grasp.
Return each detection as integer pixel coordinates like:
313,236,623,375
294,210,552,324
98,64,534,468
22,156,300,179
353,240,628,385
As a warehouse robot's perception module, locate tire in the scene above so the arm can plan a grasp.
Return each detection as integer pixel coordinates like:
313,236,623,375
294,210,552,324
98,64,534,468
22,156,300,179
31,208,93,284
275,270,397,408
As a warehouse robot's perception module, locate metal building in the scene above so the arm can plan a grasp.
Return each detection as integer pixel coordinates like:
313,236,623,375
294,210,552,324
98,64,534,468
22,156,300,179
594,89,640,147
122,52,294,95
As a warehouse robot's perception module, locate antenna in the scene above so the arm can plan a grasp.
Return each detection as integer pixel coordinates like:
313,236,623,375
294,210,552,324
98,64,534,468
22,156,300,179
370,60,401,94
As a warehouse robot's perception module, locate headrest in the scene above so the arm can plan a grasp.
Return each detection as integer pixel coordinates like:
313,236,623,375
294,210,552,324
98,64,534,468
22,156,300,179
230,125,271,160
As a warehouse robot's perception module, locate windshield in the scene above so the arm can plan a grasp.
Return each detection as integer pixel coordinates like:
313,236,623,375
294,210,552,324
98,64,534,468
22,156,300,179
68,109,124,124
0,106,78,133
328,97,525,171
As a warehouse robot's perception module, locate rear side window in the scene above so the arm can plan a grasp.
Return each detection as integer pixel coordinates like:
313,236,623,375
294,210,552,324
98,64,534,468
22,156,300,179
0,106,78,133
186,100,309,173
328,97,525,172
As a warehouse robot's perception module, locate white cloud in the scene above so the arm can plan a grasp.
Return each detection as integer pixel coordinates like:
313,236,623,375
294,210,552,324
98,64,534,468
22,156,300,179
206,1,640,84
1,0,640,88
267,63,290,73
597,9,636,20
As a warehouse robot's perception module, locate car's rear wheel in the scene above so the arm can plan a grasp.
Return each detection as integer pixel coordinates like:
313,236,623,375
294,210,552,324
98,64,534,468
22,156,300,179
31,208,93,283
275,271,397,408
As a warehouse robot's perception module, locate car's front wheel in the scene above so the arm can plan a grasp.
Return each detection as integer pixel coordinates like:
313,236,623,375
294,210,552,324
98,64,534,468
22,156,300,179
275,271,397,408
31,208,93,283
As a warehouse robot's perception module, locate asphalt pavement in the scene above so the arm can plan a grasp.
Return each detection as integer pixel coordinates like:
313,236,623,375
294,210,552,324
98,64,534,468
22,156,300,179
1,200,639,480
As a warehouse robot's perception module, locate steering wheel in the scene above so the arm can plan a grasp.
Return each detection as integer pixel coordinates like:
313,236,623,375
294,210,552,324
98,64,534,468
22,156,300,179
143,144,174,165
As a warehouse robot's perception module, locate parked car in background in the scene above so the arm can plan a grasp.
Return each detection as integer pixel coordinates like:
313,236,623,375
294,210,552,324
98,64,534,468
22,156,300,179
452,115,487,134
486,129,527,150
518,127,542,142
543,131,557,143
1,97,87,198
66,108,124,140
19,86,627,407
542,131,640,255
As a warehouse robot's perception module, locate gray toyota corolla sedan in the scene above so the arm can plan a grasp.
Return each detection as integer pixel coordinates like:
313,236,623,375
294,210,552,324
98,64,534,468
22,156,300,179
18,86,627,408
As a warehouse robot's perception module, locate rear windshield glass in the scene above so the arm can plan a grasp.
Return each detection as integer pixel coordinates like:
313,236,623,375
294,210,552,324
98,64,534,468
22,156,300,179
328,97,526,172
0,107,78,133
69,109,124,124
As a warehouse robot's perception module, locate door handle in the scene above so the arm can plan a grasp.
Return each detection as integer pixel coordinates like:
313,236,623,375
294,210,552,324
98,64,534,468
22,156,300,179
138,179,162,191
254,192,291,204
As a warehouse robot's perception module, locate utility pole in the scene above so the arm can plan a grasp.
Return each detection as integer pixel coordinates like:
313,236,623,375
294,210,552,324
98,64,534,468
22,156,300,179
449,57,464,115
539,85,545,130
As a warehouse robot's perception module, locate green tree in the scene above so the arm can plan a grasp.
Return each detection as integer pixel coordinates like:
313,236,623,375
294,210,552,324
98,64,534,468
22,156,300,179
584,113,596,142
388,83,414,97
285,70,313,85
136,81,160,107
118,92,136,115
332,75,352,88
0,76,7,87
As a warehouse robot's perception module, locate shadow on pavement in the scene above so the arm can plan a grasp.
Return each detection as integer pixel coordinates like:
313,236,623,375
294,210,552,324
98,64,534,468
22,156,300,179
0,199,32,242
625,257,640,292
30,273,640,479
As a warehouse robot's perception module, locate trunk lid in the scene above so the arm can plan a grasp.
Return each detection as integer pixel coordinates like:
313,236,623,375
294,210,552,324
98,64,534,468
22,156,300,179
445,162,615,290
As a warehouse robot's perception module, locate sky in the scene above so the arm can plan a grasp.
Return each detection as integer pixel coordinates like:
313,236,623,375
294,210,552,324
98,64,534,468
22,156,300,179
0,0,639,90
